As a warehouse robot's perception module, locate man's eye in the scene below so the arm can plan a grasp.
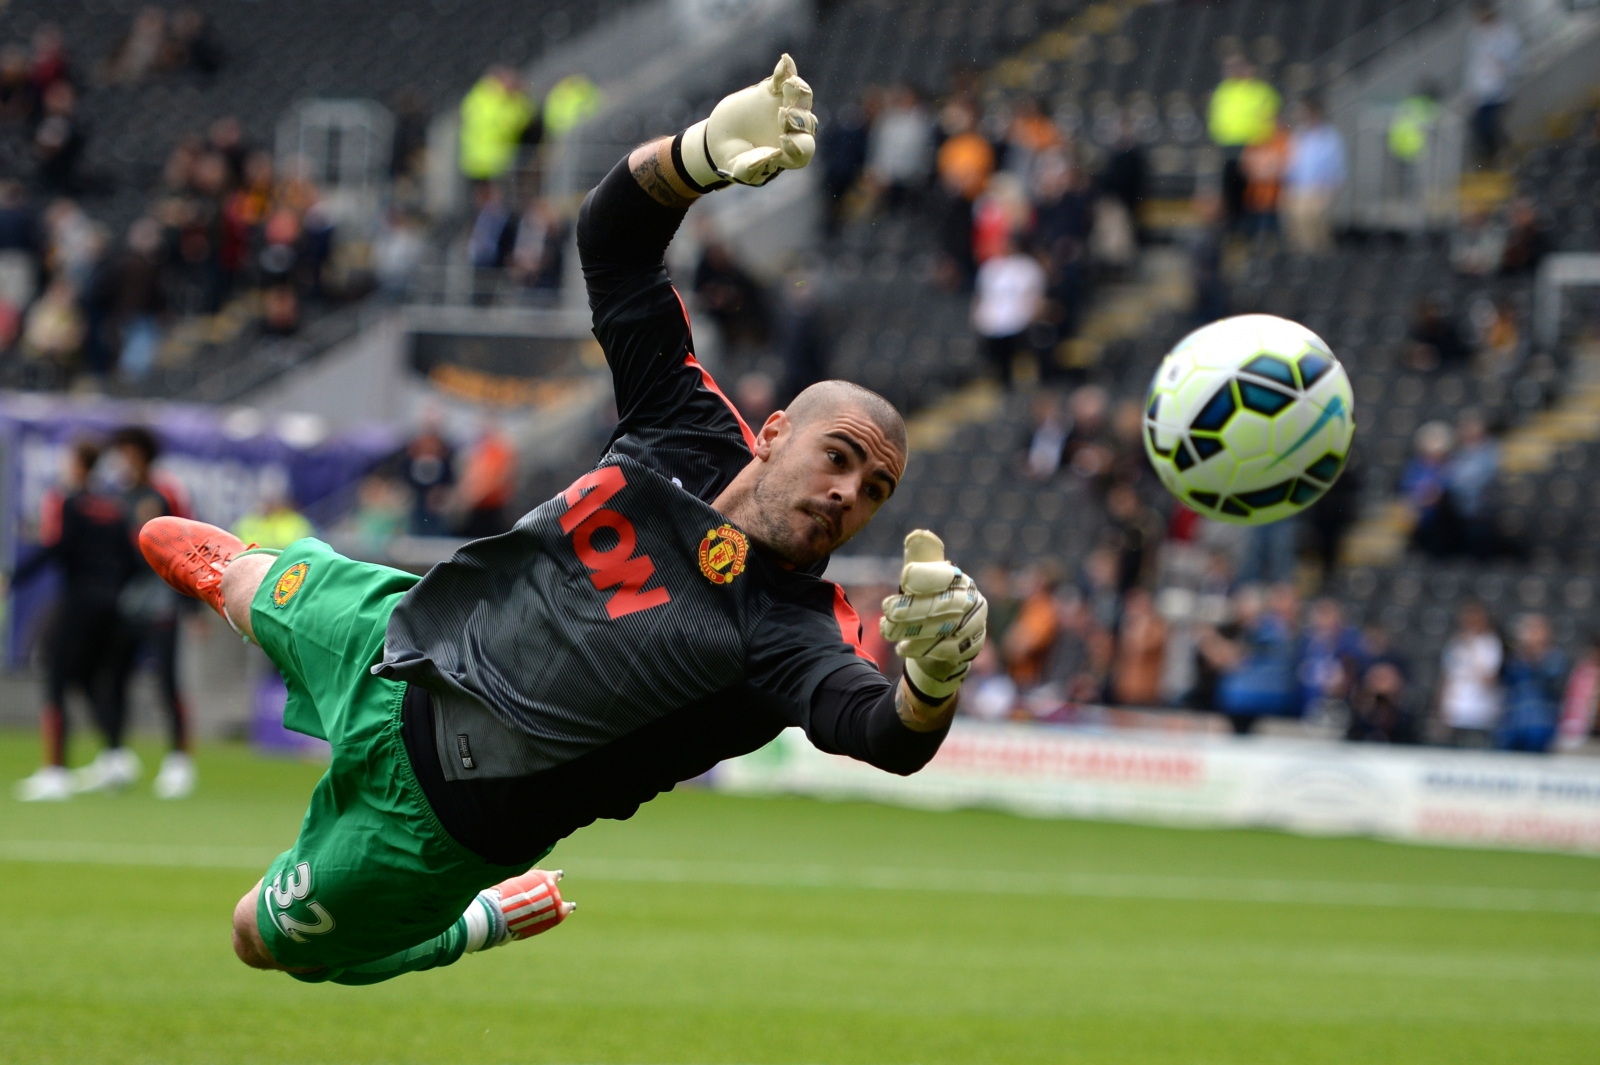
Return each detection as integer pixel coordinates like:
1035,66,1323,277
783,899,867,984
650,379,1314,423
827,450,845,466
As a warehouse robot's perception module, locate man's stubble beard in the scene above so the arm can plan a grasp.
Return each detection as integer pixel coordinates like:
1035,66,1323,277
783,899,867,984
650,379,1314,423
745,461,841,567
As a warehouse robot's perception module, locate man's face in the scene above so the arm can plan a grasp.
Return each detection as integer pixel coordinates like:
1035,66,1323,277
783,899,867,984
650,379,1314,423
741,404,904,566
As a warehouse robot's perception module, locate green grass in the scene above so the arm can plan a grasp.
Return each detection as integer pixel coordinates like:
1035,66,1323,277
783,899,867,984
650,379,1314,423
3,730,1598,1064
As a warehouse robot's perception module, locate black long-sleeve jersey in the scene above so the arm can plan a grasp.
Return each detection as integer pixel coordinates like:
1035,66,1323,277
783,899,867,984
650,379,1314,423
14,488,139,605
388,157,945,866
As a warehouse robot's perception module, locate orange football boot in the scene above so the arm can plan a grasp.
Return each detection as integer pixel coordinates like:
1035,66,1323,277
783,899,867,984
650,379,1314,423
138,516,252,617
490,868,573,941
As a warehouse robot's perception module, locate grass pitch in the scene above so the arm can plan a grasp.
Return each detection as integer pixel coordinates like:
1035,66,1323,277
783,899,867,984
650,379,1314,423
3,731,1598,1064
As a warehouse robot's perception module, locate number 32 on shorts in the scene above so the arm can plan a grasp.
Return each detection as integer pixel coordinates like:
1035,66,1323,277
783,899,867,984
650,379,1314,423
268,861,337,942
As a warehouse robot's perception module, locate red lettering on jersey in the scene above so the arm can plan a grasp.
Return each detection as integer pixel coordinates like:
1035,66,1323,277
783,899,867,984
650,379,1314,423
559,466,671,620
559,466,626,533
590,554,672,619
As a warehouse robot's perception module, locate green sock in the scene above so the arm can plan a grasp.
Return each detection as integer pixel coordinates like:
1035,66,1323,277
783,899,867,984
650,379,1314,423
318,895,501,987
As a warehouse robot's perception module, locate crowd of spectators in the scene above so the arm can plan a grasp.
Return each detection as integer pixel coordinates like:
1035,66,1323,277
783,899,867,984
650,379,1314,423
0,19,354,390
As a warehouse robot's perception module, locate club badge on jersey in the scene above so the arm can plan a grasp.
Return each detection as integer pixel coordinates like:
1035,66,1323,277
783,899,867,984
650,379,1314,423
698,524,749,585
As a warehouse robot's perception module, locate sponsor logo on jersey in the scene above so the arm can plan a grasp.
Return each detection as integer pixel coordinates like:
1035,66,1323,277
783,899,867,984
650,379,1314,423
559,466,672,620
272,562,310,607
697,524,749,585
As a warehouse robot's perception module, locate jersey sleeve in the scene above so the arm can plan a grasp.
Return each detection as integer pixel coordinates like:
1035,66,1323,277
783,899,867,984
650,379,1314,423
576,156,755,499
746,594,948,775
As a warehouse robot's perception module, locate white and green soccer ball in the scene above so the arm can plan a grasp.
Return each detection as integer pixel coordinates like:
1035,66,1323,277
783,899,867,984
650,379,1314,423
1144,314,1355,526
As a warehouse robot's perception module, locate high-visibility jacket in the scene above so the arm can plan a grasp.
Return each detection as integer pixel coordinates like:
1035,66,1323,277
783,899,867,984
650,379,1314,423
543,75,602,140
1208,77,1281,148
459,76,536,180
1388,95,1440,161
235,508,316,552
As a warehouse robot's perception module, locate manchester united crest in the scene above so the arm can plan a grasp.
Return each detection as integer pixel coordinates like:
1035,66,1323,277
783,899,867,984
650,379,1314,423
697,524,749,585
272,562,310,607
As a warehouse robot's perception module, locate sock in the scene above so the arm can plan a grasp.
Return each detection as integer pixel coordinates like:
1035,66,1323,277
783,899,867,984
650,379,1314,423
321,892,505,987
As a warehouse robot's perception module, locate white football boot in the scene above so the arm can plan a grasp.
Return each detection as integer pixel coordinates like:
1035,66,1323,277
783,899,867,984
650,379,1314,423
153,751,196,799
71,748,142,793
14,765,72,802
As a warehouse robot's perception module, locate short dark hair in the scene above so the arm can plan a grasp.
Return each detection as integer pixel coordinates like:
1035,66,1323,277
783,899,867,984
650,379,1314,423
111,425,161,463
785,380,907,455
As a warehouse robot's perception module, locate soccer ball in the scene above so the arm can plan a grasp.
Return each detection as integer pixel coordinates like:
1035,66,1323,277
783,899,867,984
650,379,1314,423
1143,314,1355,526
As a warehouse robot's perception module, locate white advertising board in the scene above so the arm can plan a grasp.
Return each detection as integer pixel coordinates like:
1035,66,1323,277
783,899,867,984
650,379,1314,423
715,721,1600,855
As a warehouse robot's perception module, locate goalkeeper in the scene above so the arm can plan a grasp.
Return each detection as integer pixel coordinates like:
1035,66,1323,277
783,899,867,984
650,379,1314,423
139,56,987,986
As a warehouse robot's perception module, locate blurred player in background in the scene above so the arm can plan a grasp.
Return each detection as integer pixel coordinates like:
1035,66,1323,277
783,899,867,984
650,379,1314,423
139,56,988,987
102,426,199,798
13,438,140,801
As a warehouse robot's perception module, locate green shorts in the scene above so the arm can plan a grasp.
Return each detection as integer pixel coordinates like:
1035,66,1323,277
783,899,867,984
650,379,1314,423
252,539,528,971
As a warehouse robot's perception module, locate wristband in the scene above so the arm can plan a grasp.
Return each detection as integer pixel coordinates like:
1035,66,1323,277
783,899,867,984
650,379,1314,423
904,662,960,705
676,124,732,192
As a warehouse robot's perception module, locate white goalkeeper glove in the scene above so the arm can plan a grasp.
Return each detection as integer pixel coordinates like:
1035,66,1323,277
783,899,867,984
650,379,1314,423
879,530,988,703
681,53,816,190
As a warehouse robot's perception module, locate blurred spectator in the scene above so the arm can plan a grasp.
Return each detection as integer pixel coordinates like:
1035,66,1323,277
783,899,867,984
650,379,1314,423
207,117,248,187
1062,383,1116,480
1202,583,1301,732
1406,295,1470,371
1045,592,1111,709
103,7,169,85
693,240,770,351
509,197,566,292
1497,613,1565,753
1001,96,1060,183
1438,601,1503,746
109,425,195,799
1451,206,1507,276
1281,96,1345,255
971,234,1044,385
347,474,409,555
11,437,139,803
1111,587,1167,706
820,100,872,235
1188,193,1229,323
233,491,315,550
1105,482,1163,592
1032,150,1091,338
776,270,827,405
373,207,426,299
865,86,932,213
965,643,1019,720
468,182,512,269
1499,197,1549,275
1002,564,1062,688
33,81,86,195
541,74,598,141
165,8,225,79
0,45,34,125
459,66,537,183
404,412,456,536
104,217,168,381
1464,2,1520,165
21,278,84,363
1298,598,1363,715
1020,391,1069,481
1079,545,1122,633
1239,510,1297,586
1239,118,1289,237
1208,55,1280,228
29,24,71,96
1472,296,1519,377
1402,420,1454,557
971,172,1032,266
1557,633,1600,751
1306,442,1361,583
932,98,992,286
455,419,517,539
1099,124,1147,241
1346,660,1417,744
1388,84,1440,172
1445,409,1499,559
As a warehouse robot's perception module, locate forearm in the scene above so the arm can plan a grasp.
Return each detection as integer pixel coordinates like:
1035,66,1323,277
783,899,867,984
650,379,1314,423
627,136,709,208
805,664,950,775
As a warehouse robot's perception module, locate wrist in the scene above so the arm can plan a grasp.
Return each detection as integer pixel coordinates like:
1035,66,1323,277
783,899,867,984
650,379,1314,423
905,659,963,703
678,121,731,192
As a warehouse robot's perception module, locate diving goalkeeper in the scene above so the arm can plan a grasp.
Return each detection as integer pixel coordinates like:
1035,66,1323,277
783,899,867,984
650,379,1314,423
140,56,987,986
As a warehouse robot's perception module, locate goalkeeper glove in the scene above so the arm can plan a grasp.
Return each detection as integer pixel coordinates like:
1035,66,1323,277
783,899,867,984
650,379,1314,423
680,53,817,190
880,530,988,703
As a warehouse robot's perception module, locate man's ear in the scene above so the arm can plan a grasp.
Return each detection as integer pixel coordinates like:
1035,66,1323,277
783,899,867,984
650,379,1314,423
754,410,790,460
